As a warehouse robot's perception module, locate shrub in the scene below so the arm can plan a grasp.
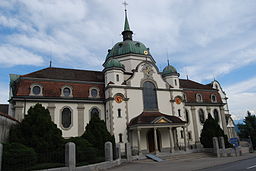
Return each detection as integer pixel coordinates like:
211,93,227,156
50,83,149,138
9,103,65,162
2,143,37,171
200,114,232,148
66,137,98,164
82,115,116,157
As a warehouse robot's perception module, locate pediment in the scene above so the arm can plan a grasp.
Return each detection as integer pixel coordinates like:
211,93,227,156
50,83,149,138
152,116,172,124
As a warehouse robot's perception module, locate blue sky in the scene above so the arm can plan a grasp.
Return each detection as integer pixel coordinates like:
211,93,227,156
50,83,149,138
0,0,256,120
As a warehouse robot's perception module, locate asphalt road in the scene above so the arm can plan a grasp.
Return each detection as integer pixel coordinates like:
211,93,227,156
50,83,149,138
199,156,256,171
108,153,256,171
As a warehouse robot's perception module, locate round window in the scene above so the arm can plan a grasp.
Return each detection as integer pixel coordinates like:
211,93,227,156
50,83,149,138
211,94,217,102
32,86,41,95
91,89,98,97
63,87,71,97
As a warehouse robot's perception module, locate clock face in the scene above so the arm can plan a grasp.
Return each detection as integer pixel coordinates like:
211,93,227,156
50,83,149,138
144,50,148,55
175,97,182,104
114,95,123,103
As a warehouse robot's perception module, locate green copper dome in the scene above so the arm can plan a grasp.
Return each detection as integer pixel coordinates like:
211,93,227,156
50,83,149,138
162,65,178,76
104,59,124,69
106,40,150,58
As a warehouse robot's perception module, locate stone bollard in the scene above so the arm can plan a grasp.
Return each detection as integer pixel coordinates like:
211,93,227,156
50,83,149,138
105,141,113,162
65,142,76,171
116,143,121,160
125,143,132,162
0,143,3,171
213,137,220,157
219,137,227,157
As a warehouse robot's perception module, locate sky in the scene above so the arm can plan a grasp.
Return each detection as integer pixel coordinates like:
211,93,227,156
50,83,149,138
0,0,255,120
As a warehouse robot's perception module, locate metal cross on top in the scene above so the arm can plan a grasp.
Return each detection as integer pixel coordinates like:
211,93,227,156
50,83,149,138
122,1,128,10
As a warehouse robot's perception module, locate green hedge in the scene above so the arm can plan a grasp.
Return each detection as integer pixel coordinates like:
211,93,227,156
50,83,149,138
2,143,37,171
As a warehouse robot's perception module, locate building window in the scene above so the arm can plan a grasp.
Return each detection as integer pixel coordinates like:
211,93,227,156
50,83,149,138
30,84,43,96
196,93,203,102
89,87,100,98
116,74,119,82
61,86,73,97
185,109,189,123
118,109,121,118
188,132,192,140
180,130,184,138
143,81,158,111
198,109,205,124
178,109,181,117
175,79,177,86
61,107,72,129
32,86,41,95
213,109,219,123
211,94,217,103
90,108,100,119
119,133,123,143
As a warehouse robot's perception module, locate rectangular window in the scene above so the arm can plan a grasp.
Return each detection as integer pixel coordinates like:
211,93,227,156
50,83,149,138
119,133,123,143
178,109,181,117
180,130,184,138
116,74,119,82
188,132,192,140
118,109,121,118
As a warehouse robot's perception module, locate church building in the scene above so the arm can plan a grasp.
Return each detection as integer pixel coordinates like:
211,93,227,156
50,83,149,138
8,10,236,154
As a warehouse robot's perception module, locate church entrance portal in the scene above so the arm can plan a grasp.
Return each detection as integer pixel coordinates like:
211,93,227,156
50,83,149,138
147,128,161,153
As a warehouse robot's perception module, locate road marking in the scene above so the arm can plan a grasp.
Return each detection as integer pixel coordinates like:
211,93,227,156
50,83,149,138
247,165,256,169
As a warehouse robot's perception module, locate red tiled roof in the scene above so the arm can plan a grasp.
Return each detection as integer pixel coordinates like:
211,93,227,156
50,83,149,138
0,112,19,123
21,67,104,82
15,79,104,98
129,111,186,126
180,79,214,90
184,90,222,104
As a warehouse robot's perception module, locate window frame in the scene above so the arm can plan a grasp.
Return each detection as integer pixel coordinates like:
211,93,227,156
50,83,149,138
89,107,101,120
60,106,73,130
198,108,205,124
196,93,203,102
211,94,217,103
30,84,43,96
142,81,158,111
61,85,73,98
213,109,220,123
89,87,100,98
118,108,122,118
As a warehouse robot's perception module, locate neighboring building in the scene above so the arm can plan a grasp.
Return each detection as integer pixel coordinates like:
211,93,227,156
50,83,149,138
0,104,19,143
8,10,236,154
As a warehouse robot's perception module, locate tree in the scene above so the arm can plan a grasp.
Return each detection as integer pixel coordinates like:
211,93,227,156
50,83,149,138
82,115,115,157
9,103,65,161
200,113,231,148
238,111,256,149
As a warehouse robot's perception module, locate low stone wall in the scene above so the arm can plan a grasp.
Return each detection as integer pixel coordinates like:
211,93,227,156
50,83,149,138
0,113,18,143
38,141,122,171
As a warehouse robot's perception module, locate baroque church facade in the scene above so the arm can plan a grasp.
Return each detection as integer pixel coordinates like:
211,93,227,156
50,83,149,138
8,11,236,154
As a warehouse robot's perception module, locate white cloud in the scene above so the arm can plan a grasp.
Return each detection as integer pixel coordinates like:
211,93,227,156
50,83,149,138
0,82,9,104
0,45,44,67
226,77,256,120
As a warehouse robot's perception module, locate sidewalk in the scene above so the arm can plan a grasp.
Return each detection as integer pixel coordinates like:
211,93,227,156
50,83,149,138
108,152,256,171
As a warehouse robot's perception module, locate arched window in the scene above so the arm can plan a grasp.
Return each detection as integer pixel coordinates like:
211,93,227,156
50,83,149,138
211,94,217,103
143,81,158,111
198,109,205,124
63,87,71,97
118,109,121,118
196,93,203,102
62,107,72,129
185,109,189,123
213,109,219,122
90,108,100,119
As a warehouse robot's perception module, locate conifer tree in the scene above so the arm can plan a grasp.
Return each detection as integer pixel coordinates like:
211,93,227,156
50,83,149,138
200,113,231,148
